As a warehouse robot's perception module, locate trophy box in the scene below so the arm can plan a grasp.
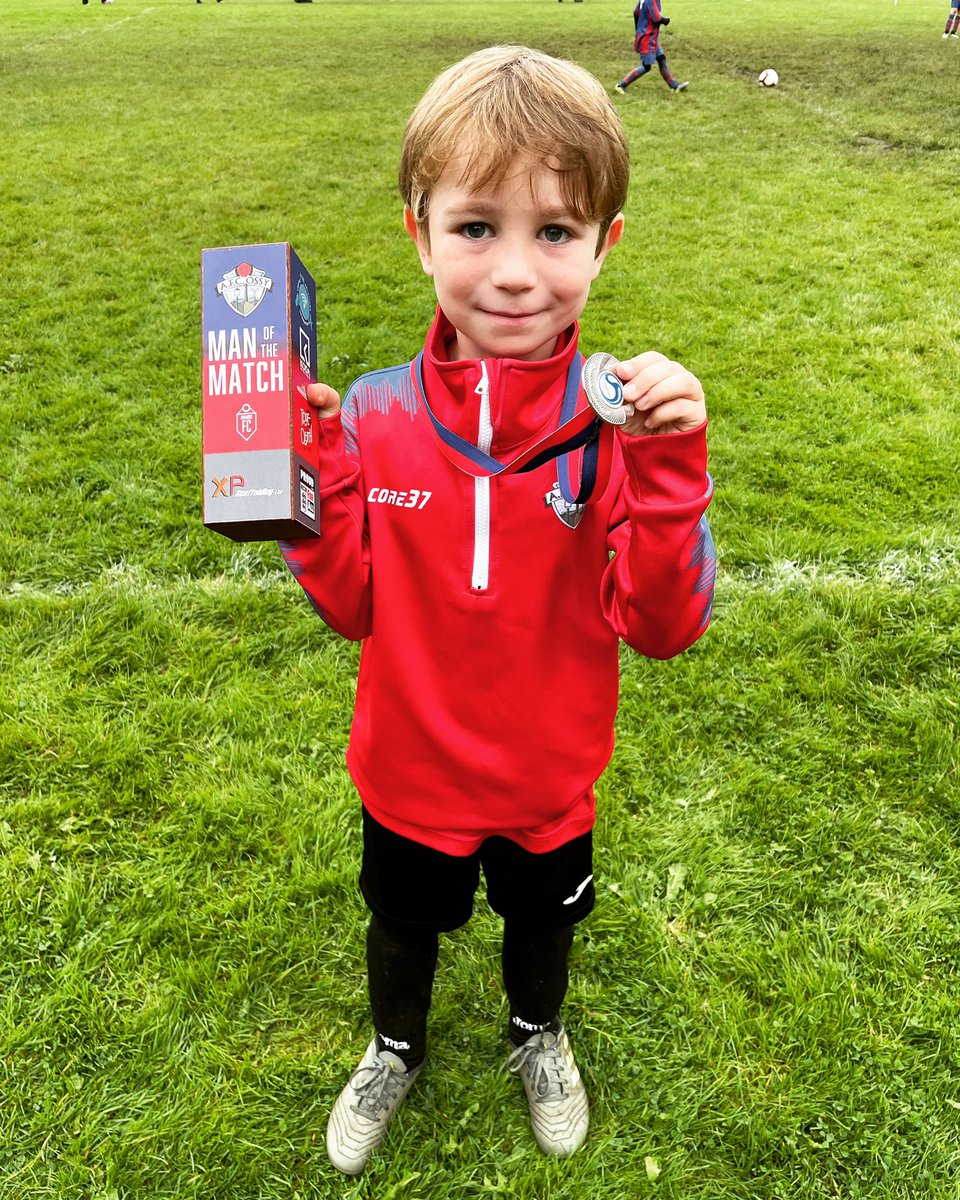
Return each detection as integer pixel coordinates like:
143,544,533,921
202,242,320,540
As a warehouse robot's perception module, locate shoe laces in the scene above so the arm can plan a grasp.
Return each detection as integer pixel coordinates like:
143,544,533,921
507,1032,569,1102
348,1057,407,1119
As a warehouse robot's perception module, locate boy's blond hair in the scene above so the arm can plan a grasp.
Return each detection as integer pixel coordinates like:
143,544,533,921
399,45,630,251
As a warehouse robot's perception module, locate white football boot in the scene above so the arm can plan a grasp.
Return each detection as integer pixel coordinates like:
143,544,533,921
326,1039,422,1175
507,1025,589,1156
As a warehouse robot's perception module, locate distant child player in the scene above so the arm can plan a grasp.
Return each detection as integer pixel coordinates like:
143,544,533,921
616,0,689,93
943,0,960,37
281,45,714,1175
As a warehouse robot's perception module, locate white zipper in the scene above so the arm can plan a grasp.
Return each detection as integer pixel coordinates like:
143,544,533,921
472,361,492,591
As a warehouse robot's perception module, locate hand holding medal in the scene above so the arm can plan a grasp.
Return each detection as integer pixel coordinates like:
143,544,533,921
583,351,707,437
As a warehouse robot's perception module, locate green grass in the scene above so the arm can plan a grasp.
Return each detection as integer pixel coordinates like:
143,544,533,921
2,0,959,1196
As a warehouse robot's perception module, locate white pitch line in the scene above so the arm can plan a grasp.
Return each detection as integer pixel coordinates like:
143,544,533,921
23,7,155,51
726,548,960,593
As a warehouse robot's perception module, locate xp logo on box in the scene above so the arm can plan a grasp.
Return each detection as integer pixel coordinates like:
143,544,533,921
216,262,273,317
211,475,246,498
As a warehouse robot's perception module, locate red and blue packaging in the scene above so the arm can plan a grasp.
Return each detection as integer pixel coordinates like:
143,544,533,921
202,242,320,540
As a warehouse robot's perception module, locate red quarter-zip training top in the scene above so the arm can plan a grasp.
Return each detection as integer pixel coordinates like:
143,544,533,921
281,309,715,855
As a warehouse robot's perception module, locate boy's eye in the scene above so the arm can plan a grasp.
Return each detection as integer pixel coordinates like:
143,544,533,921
540,225,572,244
460,222,490,240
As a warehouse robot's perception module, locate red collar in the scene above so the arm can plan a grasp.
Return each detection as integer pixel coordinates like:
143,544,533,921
419,308,582,457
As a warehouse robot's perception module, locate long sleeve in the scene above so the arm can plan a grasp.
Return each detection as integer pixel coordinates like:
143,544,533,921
601,423,715,659
279,400,373,641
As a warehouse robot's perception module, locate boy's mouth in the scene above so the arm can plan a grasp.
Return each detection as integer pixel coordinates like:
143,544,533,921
482,308,541,321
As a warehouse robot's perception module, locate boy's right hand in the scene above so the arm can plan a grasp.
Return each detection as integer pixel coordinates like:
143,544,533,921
614,351,705,436
305,382,342,419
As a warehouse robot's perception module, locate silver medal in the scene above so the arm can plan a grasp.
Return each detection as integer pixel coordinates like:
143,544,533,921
581,353,633,426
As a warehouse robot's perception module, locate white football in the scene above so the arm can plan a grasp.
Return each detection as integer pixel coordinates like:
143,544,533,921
758,68,779,87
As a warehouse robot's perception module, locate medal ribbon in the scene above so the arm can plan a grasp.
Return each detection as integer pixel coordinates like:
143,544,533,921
412,351,612,505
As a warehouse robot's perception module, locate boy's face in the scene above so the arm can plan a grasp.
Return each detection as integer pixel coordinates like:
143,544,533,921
405,157,624,363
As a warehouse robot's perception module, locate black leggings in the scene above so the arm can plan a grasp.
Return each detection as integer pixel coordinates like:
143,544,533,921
367,914,575,1066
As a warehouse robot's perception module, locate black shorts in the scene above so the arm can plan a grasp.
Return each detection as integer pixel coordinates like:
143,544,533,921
359,807,596,934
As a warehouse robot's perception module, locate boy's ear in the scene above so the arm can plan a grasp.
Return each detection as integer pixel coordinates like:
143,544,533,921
403,206,434,277
592,213,625,279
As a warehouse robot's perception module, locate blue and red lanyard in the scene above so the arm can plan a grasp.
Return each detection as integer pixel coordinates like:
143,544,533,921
411,351,613,506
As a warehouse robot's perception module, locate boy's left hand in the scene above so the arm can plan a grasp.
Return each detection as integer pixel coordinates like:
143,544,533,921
614,352,706,437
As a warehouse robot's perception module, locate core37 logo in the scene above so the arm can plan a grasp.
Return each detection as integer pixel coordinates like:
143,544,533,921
212,475,246,497
367,486,432,509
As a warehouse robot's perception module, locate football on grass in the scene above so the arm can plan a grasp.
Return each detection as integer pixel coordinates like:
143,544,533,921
758,68,779,87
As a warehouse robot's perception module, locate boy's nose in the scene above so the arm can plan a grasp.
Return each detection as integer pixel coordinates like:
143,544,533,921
489,242,537,292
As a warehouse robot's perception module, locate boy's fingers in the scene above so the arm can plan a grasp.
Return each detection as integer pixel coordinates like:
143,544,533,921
640,398,705,432
306,382,342,414
620,397,705,437
632,368,704,411
615,354,703,407
614,351,669,383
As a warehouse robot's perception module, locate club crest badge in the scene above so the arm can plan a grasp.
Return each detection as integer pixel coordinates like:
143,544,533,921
545,481,585,529
236,403,258,441
216,262,273,318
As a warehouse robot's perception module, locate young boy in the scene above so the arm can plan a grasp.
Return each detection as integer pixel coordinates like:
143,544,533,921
615,0,689,94
281,45,714,1175
944,0,960,37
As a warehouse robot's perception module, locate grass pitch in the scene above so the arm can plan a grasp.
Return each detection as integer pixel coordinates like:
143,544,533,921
2,1,959,1197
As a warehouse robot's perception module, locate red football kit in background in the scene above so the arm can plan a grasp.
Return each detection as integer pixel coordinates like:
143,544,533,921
635,0,665,55
281,308,715,856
